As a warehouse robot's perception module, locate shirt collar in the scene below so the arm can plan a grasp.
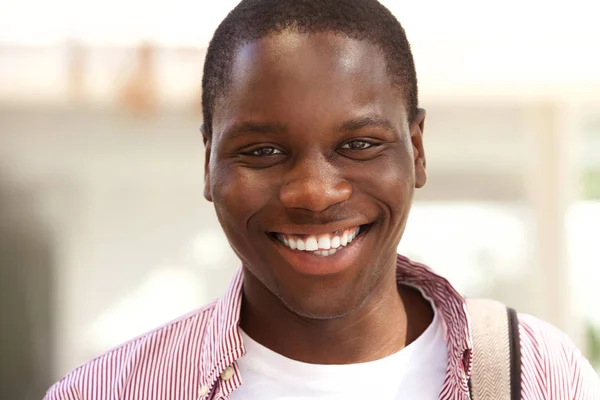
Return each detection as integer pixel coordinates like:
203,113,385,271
395,254,473,391
199,254,473,397
199,269,245,396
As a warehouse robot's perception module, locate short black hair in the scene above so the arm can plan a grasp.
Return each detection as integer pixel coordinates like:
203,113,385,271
202,0,418,135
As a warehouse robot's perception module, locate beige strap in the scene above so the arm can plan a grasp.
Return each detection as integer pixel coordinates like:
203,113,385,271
467,298,511,400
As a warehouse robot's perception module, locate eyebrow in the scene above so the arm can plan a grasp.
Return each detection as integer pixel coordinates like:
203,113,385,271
339,115,396,133
221,121,287,140
221,115,395,140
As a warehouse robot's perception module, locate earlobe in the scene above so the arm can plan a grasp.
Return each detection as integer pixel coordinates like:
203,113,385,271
412,108,427,189
201,124,209,146
201,124,213,202
204,166,213,202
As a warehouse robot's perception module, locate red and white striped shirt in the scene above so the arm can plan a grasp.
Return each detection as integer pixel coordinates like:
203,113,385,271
45,255,600,399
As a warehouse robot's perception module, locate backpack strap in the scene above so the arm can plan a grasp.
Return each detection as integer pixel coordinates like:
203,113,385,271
466,298,521,400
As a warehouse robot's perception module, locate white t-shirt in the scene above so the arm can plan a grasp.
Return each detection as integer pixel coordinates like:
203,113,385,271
229,310,447,400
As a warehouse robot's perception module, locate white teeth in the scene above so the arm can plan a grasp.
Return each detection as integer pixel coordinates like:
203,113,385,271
305,237,318,251
278,226,363,253
288,237,297,250
341,232,348,246
313,248,338,257
317,236,331,250
330,236,341,249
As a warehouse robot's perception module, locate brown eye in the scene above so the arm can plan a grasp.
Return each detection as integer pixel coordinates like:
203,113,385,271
249,147,284,156
341,140,376,150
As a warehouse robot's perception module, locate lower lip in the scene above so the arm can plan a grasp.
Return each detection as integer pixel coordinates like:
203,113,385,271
270,228,368,276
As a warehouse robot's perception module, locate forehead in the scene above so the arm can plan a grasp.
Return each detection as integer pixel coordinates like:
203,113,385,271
212,31,406,136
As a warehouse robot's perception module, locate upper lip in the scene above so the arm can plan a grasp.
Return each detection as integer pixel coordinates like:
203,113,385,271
268,222,369,236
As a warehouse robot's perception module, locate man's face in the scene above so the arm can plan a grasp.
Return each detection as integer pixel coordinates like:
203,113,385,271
204,31,426,319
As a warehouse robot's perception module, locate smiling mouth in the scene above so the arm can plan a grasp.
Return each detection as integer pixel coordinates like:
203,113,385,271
269,224,370,257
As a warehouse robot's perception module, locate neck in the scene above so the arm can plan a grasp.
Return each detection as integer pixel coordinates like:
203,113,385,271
239,267,433,365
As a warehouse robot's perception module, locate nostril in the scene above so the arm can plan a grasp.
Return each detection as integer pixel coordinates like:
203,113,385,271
279,178,352,212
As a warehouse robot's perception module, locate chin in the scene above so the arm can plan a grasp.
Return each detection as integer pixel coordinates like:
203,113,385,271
284,299,359,320
276,280,370,321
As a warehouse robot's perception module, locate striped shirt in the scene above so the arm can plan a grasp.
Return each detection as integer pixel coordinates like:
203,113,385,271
45,254,600,399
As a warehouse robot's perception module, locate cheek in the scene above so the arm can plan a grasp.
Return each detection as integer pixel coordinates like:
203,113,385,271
357,151,415,209
210,166,282,270
210,166,274,231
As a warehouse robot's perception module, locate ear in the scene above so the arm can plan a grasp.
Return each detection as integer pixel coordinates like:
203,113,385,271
201,124,213,202
411,108,427,189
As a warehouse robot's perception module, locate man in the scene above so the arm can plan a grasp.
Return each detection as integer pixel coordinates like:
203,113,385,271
45,0,600,399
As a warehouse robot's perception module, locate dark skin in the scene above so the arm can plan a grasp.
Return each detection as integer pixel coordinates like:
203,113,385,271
203,31,432,364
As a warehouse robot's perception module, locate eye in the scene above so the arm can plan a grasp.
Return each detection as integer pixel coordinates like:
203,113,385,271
340,140,378,150
247,146,284,156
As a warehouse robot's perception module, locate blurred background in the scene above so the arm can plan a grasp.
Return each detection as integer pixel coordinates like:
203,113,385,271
1,0,599,398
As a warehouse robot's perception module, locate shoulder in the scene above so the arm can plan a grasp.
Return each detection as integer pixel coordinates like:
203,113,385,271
44,302,218,399
517,313,600,399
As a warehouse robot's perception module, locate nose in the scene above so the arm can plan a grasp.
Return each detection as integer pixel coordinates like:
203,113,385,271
279,157,352,212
